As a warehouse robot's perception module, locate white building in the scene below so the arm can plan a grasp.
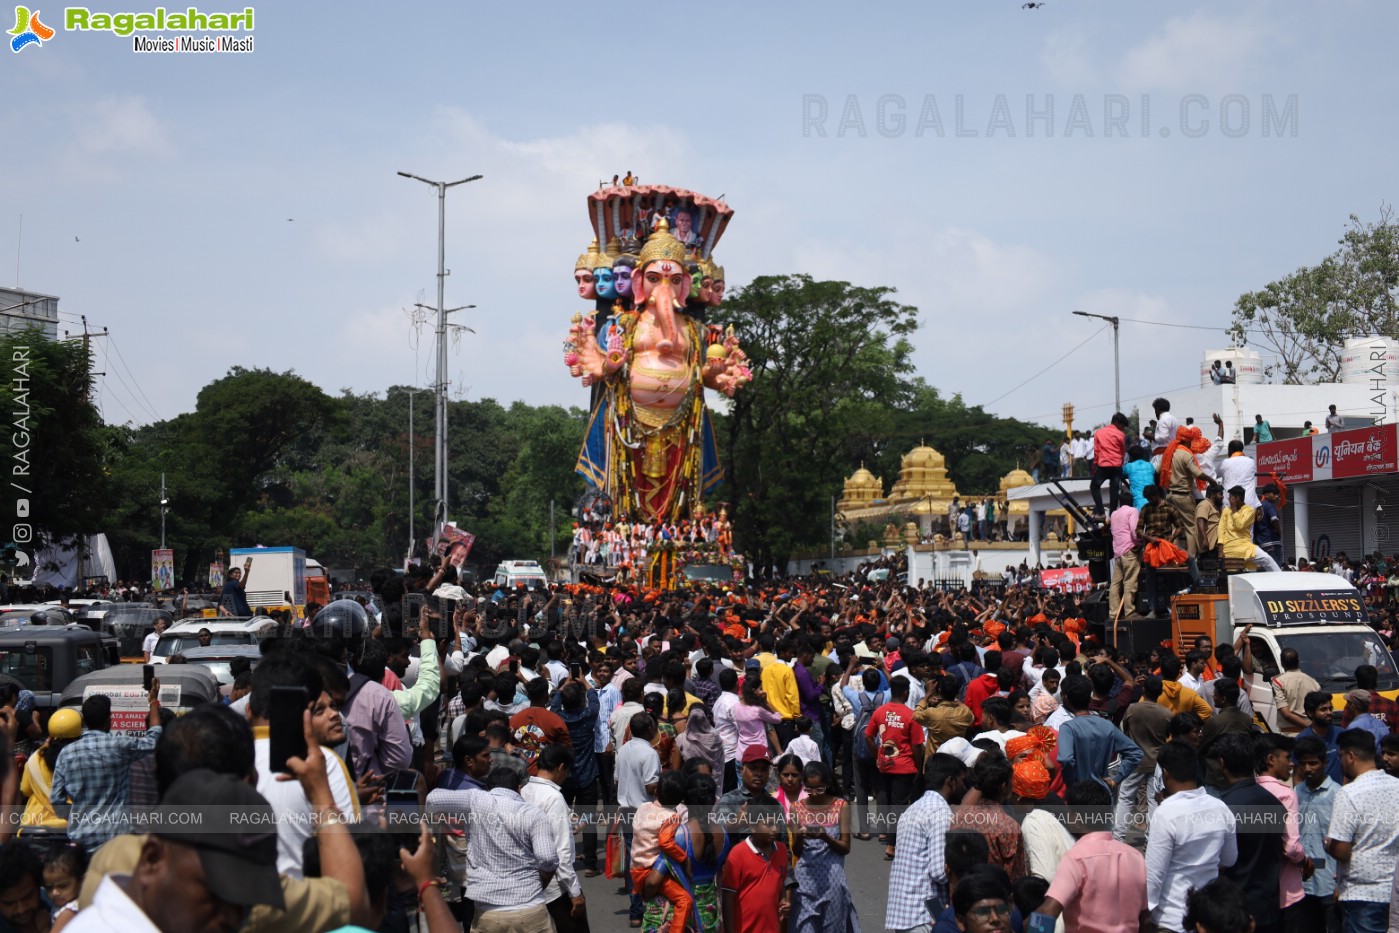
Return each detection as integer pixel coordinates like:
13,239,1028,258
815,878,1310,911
0,287,60,339
1138,343,1398,445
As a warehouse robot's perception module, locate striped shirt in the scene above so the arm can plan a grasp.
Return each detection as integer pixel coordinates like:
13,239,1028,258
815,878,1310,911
426,786,560,912
884,790,952,929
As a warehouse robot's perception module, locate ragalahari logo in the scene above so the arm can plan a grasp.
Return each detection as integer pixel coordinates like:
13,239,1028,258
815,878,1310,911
9,6,54,52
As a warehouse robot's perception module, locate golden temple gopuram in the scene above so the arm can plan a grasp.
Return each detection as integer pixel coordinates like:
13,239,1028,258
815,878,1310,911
836,446,1061,538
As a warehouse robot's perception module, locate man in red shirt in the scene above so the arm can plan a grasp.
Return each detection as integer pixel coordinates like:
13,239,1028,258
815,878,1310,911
865,677,926,859
1341,665,1399,732
720,797,791,933
509,677,570,774
1090,413,1131,516
964,651,1005,726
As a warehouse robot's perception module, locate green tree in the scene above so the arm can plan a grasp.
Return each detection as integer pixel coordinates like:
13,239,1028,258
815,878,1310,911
721,275,919,574
1230,208,1399,383
855,382,1049,495
103,368,336,581
0,327,108,551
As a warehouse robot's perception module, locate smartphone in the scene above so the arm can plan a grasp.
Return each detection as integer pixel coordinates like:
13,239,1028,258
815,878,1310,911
142,664,154,693
384,769,419,803
267,685,308,774
1026,913,1056,933
924,896,946,920
570,662,584,681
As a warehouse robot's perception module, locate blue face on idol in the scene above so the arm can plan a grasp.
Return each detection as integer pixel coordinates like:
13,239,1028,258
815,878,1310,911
595,267,617,300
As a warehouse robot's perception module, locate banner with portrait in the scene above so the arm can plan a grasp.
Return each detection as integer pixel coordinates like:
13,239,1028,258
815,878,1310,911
151,549,174,592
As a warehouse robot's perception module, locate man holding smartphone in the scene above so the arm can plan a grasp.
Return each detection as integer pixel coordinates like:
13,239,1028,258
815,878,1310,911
247,653,360,878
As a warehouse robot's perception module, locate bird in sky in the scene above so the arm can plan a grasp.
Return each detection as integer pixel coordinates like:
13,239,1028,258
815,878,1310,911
1022,2,1046,7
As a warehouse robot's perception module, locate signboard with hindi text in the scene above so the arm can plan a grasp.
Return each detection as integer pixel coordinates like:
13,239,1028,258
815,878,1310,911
1330,424,1399,479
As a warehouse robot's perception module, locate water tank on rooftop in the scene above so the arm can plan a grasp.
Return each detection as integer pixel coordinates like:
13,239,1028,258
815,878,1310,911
1339,336,1399,389
1199,348,1263,388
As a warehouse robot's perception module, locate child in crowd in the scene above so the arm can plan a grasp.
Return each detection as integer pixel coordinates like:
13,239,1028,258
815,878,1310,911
783,718,821,765
635,772,694,933
44,842,87,931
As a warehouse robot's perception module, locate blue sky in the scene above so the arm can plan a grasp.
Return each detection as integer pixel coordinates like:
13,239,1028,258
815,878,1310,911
4,1,1395,430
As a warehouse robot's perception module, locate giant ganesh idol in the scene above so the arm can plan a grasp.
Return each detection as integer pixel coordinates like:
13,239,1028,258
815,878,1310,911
564,184,750,524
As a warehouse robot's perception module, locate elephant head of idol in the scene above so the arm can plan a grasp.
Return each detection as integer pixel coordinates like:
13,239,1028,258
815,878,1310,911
631,219,691,353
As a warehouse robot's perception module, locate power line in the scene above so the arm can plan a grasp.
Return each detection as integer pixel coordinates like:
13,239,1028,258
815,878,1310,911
97,339,160,424
984,324,1107,407
106,334,163,422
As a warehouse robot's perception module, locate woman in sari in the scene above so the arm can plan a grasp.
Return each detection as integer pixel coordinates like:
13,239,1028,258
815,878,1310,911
19,707,82,831
675,706,725,777
642,772,730,933
644,692,680,770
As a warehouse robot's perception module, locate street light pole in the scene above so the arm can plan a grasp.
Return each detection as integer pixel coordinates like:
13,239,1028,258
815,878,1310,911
407,389,416,563
1073,310,1120,413
159,472,167,549
397,170,483,532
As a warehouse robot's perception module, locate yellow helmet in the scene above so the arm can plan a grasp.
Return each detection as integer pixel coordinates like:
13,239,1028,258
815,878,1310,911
48,708,83,740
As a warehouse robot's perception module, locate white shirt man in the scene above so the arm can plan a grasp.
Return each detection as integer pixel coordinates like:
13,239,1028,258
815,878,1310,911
609,698,645,752
252,725,360,879
711,686,741,772
1217,450,1261,508
889,666,926,707
520,768,581,913
1153,411,1180,451
615,733,660,809
1145,774,1237,932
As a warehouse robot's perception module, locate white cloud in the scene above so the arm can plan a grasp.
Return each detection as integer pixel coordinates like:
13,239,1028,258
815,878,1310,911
1040,28,1098,86
1115,10,1280,92
59,95,173,182
70,95,173,157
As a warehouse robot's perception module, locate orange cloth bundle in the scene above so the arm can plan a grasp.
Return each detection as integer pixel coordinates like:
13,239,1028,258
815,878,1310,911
1143,538,1189,568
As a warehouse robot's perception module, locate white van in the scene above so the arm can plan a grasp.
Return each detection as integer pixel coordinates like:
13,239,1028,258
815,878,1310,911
1225,573,1399,730
492,560,548,590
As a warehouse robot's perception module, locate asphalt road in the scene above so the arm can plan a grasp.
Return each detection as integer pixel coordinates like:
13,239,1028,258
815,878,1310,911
578,833,893,932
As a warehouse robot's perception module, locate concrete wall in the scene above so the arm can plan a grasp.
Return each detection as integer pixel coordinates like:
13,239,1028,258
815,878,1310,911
787,542,1076,584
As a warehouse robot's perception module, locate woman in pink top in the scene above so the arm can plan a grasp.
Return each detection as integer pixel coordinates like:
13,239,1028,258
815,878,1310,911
732,679,781,759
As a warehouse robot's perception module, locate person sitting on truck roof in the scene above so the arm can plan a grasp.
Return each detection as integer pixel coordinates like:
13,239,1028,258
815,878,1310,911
1219,485,1282,573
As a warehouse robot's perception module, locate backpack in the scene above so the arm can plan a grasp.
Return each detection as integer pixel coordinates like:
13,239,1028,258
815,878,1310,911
852,691,885,760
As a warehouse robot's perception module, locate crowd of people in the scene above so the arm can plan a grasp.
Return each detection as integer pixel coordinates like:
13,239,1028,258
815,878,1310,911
3,389,1399,933
0,552,1397,933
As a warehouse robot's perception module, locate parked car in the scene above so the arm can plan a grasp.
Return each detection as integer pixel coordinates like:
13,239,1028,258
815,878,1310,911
102,605,175,662
178,644,263,693
0,623,120,725
150,617,278,663
0,605,75,628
